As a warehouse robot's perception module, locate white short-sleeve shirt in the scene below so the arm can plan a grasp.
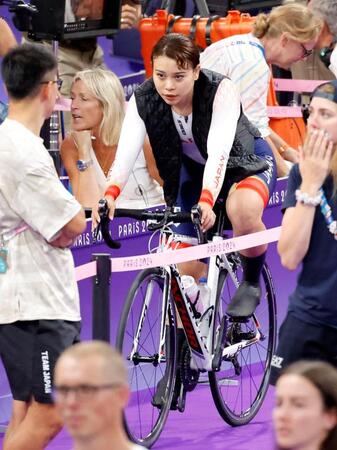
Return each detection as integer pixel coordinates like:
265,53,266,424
91,147,164,208
200,33,271,138
0,119,82,324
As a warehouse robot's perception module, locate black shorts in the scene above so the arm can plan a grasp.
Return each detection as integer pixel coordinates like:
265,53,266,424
0,319,81,403
270,312,337,385
173,137,276,237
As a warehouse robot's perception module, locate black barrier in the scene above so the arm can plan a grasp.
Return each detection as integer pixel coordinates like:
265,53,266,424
92,253,111,342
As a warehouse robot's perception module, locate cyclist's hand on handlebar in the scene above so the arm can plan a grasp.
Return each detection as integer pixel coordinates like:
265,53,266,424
198,202,216,232
92,195,116,229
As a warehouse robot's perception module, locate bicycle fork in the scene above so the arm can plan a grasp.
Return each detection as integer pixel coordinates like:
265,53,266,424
129,269,171,366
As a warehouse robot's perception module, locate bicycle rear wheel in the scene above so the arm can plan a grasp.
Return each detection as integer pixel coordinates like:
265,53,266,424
209,255,276,425
116,267,176,448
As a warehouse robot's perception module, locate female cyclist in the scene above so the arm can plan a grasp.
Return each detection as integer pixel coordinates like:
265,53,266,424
100,33,277,322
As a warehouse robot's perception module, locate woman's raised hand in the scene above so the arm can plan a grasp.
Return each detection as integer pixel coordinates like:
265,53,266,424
299,129,334,193
71,130,93,159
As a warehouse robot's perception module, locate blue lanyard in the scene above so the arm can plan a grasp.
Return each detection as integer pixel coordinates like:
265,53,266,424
319,188,337,239
231,39,266,59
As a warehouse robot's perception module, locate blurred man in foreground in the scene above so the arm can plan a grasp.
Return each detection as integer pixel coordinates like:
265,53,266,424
54,341,147,450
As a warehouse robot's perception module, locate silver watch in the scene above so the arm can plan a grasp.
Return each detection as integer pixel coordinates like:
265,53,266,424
76,159,93,172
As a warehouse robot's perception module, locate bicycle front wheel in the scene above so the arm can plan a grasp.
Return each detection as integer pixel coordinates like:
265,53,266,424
209,257,276,426
116,267,176,448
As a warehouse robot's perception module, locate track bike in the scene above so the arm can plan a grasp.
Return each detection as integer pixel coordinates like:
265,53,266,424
98,200,277,448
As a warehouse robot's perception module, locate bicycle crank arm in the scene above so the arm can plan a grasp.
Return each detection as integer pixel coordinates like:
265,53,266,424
222,331,260,359
177,385,186,413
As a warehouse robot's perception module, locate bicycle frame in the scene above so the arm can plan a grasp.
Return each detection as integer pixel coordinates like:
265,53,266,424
206,237,262,361
162,238,263,373
127,229,263,374
112,206,277,444
170,251,261,372
103,204,265,375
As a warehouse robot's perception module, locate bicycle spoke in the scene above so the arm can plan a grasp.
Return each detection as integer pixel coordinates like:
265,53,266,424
116,268,176,447
209,261,276,425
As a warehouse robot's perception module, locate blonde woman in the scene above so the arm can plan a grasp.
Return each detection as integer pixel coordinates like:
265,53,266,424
201,2,322,177
271,80,337,383
61,68,163,209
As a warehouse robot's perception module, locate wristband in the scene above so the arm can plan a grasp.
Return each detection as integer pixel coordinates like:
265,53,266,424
199,189,214,208
104,185,121,200
295,189,321,206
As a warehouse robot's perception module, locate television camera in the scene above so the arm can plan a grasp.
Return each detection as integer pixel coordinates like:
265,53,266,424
0,0,121,40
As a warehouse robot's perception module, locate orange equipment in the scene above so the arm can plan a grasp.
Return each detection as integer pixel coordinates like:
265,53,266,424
267,77,306,150
139,9,306,149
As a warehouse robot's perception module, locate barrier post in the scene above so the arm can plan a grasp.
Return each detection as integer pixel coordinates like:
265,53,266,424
92,253,111,342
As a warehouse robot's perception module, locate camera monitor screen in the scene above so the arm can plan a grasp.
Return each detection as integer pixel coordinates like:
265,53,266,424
28,0,121,40
66,0,104,21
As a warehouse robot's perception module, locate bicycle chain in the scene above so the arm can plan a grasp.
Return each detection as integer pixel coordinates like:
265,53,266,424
180,341,200,392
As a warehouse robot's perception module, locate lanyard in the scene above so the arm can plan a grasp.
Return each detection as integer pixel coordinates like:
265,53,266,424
2,224,29,242
0,224,29,274
230,39,266,59
319,188,337,240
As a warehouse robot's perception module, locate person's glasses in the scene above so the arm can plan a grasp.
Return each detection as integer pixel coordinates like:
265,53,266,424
300,43,313,59
39,79,63,91
53,383,121,401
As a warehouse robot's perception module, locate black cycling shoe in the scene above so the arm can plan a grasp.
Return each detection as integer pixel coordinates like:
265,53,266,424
152,372,183,410
226,281,261,321
152,328,186,410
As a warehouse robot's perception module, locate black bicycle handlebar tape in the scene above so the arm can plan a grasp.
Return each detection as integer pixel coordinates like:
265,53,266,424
191,204,207,244
149,206,172,231
96,202,206,248
97,198,121,249
84,208,93,219
114,208,192,223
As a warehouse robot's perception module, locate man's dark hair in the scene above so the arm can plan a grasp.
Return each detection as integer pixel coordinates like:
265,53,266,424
1,43,57,100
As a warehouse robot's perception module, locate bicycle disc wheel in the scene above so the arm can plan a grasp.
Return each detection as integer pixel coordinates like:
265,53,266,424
209,255,276,426
116,267,176,447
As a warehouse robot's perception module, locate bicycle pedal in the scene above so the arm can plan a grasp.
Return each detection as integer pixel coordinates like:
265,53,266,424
228,316,251,324
236,330,256,340
232,356,241,376
234,331,256,344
